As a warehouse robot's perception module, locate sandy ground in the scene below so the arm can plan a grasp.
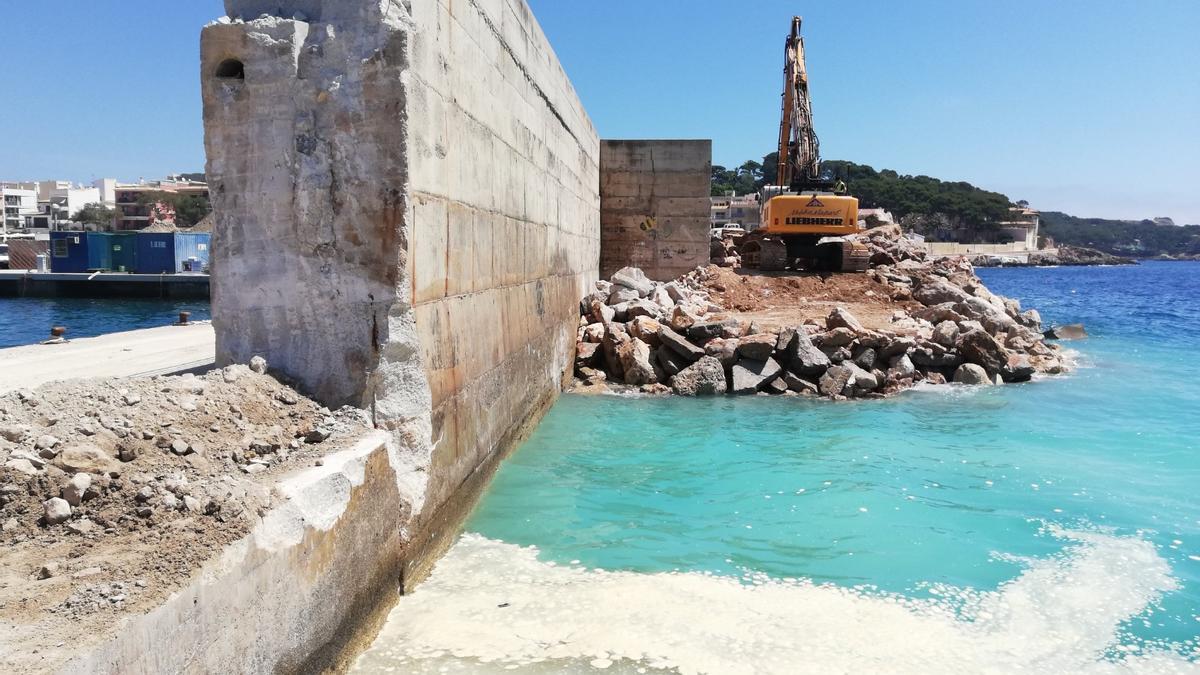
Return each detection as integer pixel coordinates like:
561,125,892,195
699,266,920,332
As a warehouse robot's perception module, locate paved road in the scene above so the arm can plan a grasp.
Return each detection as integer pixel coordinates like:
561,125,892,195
0,323,216,394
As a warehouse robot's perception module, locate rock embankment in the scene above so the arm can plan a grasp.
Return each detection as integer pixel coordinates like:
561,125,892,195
572,226,1069,399
973,245,1136,267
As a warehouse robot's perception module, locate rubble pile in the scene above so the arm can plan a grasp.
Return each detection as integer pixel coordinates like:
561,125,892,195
710,235,741,267
0,364,371,622
573,226,1070,399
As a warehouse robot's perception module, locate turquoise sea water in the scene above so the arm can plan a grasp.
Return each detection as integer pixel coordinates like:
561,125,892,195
356,262,1200,673
0,298,210,348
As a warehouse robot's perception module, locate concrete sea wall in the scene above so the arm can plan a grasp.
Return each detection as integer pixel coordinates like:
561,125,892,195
198,0,599,667
599,140,712,281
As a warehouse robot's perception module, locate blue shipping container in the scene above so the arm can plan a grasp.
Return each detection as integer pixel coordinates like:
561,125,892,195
135,233,177,274
86,233,138,272
49,231,90,273
174,233,211,273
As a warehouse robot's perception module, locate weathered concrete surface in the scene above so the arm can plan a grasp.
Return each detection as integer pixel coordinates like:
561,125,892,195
60,432,421,675
0,324,215,395
202,0,599,663
600,140,712,281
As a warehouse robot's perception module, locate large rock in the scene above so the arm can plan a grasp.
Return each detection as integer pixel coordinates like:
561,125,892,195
616,338,657,386
888,354,917,380
53,445,120,476
819,365,854,397
955,297,1017,333
1044,324,1088,340
583,323,606,343
61,473,93,507
656,347,690,378
589,300,615,325
914,279,972,306
910,343,962,369
932,321,960,347
826,307,865,333
958,330,1008,375
650,286,675,310
611,267,655,297
953,363,992,385
730,358,783,395
659,327,705,363
878,336,915,359
783,373,820,396
782,330,832,377
737,333,777,361
43,498,72,526
608,286,640,305
913,303,967,325
663,281,688,303
667,305,698,332
844,362,880,392
1017,309,1043,330
625,299,662,321
818,328,857,349
853,347,877,371
671,357,728,396
705,338,739,368
627,316,663,347
1000,353,1036,383
687,320,737,343
575,342,600,369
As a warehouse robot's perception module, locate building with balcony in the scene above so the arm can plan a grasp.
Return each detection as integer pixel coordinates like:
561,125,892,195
1,185,39,236
996,207,1040,250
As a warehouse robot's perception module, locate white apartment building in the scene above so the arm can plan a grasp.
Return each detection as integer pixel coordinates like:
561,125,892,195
710,192,762,231
2,180,113,232
1,185,39,235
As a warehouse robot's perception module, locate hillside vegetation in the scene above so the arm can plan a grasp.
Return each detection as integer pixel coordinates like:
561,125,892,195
1039,212,1200,257
712,153,1197,256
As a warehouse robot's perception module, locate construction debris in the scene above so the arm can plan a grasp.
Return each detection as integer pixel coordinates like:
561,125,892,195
575,226,1069,399
0,366,371,654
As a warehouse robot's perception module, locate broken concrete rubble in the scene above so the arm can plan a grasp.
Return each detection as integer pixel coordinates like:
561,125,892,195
572,224,1072,399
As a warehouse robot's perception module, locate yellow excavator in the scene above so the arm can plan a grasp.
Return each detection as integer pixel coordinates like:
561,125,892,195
741,16,870,272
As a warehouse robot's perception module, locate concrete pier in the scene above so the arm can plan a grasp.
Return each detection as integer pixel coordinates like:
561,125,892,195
0,323,215,394
0,271,209,299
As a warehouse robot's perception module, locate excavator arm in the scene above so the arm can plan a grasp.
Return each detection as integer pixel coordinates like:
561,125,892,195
775,16,822,191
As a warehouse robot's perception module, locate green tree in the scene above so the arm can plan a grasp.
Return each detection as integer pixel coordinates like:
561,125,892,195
137,191,213,228
71,203,117,229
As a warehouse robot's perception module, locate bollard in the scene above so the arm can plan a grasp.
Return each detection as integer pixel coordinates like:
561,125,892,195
44,326,68,345
177,311,191,326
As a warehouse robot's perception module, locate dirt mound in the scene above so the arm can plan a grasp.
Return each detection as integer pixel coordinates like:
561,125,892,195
0,367,371,670
696,265,918,332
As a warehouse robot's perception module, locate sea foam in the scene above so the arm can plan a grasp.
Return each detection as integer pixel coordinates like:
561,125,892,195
352,528,1196,674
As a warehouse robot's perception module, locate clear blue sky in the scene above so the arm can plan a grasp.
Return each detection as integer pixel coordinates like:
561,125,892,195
1,1,1196,223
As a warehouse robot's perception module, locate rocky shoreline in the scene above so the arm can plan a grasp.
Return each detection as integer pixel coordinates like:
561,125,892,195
572,226,1072,400
972,245,1136,268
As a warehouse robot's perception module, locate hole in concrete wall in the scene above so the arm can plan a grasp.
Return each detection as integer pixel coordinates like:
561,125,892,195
215,59,246,81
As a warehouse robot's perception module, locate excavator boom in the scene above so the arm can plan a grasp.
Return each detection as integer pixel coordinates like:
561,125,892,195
776,16,821,190
741,16,868,273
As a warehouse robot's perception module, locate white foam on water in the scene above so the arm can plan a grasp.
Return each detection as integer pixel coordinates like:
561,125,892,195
352,528,1196,674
